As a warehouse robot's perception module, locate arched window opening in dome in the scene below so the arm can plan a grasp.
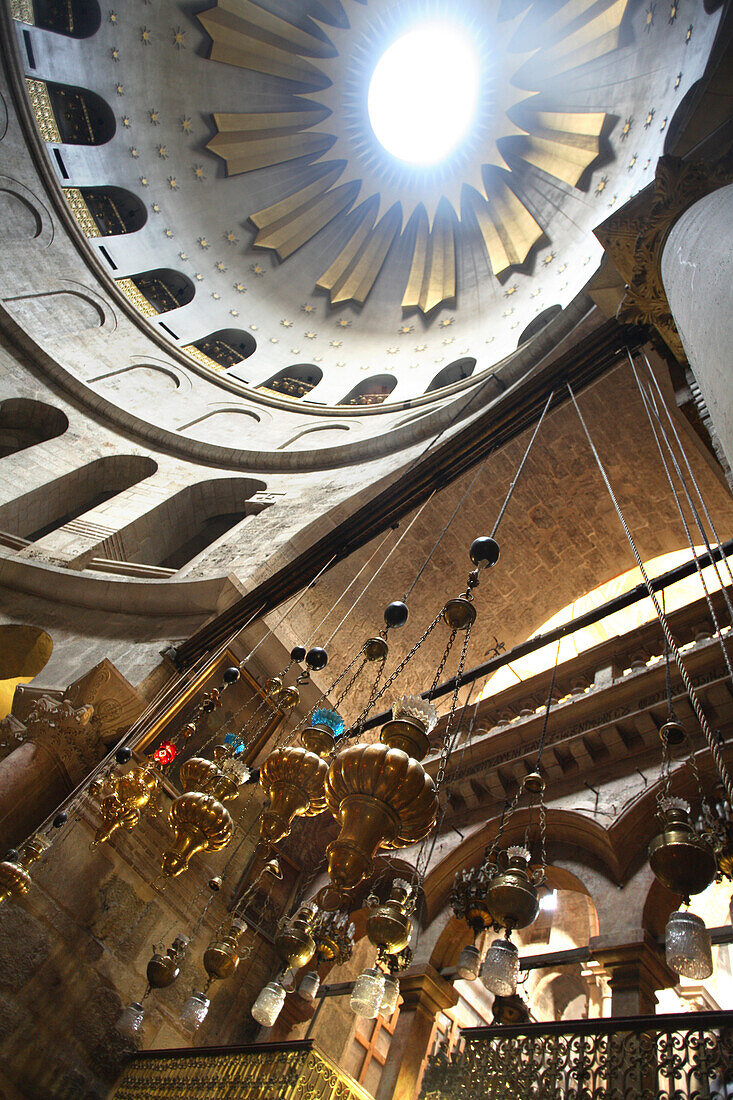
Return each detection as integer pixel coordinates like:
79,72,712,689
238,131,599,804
340,375,397,407
517,305,562,348
44,81,115,145
259,364,323,400
76,187,147,236
96,478,267,572
0,455,157,542
124,269,195,315
32,0,101,37
0,398,68,458
426,357,476,393
188,329,257,370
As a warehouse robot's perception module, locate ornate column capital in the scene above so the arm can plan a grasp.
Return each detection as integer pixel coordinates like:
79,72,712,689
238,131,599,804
593,155,732,362
397,963,459,1017
23,695,98,785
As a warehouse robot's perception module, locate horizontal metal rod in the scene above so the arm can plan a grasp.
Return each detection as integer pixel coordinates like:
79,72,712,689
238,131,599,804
360,539,733,731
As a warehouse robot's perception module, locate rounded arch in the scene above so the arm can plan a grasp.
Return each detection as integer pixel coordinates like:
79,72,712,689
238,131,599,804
340,375,397,406
191,329,257,369
279,423,350,450
127,269,194,314
260,364,323,399
423,808,620,924
426,358,476,393
45,82,115,145
77,187,147,235
0,454,157,542
96,476,267,571
0,624,53,719
31,0,101,37
517,306,562,348
0,398,68,457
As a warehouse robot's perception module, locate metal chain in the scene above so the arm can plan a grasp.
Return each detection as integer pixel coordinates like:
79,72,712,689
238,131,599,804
536,638,562,770
431,629,459,696
629,354,733,684
352,655,388,742
567,379,733,804
344,609,446,738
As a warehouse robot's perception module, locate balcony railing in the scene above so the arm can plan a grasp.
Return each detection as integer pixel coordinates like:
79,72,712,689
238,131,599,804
111,1039,374,1100
420,1011,733,1099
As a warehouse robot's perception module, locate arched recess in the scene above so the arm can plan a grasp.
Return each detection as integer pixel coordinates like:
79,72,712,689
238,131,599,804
279,423,350,449
44,82,115,145
74,187,147,235
31,0,101,36
118,269,194,315
340,375,396,406
0,398,68,457
426,357,476,393
89,364,183,400
0,454,157,541
259,364,322,399
517,305,562,348
0,188,42,241
95,476,267,571
187,329,256,370
0,624,53,719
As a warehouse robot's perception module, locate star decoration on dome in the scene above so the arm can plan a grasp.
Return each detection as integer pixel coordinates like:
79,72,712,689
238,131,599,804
200,0,627,315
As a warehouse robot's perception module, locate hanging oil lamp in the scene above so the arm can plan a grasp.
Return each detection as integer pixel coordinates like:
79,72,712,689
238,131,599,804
366,879,414,957
274,902,319,971
91,763,159,848
481,935,521,997
649,797,717,899
202,917,248,982
257,710,342,845
160,753,241,877
0,834,50,906
118,932,190,1039
484,846,540,933
665,910,714,979
321,700,438,908
313,908,355,966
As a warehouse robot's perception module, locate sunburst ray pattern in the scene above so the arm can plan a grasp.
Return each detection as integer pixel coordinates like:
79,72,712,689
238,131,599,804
200,0,627,314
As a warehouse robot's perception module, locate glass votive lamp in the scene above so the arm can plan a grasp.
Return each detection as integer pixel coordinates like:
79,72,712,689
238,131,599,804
666,910,713,979
350,967,386,1018
481,938,520,996
456,944,480,980
180,991,210,1031
298,971,321,1001
252,981,287,1026
117,1001,145,1040
380,975,400,1016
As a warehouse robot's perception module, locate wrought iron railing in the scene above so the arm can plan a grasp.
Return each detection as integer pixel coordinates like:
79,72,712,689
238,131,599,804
420,1011,733,1099
111,1039,374,1100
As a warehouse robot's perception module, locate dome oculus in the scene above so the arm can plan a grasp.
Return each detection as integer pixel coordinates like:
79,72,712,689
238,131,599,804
367,25,481,166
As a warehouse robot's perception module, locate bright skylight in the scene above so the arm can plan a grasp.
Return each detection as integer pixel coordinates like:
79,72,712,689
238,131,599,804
368,24,481,165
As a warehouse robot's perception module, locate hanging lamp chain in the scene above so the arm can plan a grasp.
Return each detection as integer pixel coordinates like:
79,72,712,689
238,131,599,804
567,379,733,805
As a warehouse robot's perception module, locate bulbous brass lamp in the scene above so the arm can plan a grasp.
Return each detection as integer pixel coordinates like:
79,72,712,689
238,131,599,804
161,755,240,877
258,716,338,844
484,847,540,931
203,918,247,982
323,737,436,906
366,879,414,955
274,903,318,970
649,798,717,898
0,834,50,906
146,934,189,989
92,764,159,847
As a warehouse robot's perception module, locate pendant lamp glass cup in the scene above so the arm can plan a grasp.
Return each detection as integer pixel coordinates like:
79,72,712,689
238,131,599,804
251,981,287,1026
481,938,520,996
350,967,386,1018
665,911,714,979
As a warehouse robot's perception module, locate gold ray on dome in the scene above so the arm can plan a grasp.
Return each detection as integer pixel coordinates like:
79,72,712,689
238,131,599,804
199,0,627,313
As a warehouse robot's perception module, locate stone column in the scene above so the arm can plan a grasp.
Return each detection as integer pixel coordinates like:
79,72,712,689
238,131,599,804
375,965,458,1100
0,695,97,850
589,931,676,1016
661,183,733,469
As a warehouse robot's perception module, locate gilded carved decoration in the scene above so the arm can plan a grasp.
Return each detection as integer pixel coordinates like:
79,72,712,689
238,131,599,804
594,155,732,362
25,79,61,143
199,0,625,313
10,0,34,24
111,1044,373,1100
115,277,159,317
62,188,102,238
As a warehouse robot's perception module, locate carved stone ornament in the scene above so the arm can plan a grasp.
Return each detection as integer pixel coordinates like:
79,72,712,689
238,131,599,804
23,695,98,784
594,155,732,362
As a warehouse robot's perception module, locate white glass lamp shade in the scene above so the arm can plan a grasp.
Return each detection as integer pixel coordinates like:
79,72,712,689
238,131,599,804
481,938,520,997
298,971,321,1001
456,945,480,981
117,1002,145,1040
222,757,251,785
350,967,386,1018
252,981,286,1027
180,991,210,1030
666,911,713,979
380,975,400,1016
